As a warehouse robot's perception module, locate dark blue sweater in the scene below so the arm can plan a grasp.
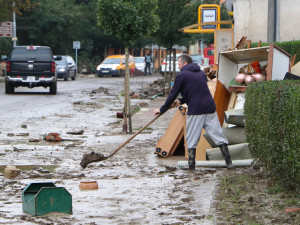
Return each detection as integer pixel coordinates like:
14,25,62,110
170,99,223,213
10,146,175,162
160,63,216,115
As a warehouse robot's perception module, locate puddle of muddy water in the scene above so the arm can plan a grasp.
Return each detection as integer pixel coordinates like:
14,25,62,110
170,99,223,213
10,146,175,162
0,165,57,174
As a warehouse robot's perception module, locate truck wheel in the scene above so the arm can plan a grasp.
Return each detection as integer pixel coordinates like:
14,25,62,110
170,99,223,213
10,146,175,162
49,81,57,95
5,81,14,94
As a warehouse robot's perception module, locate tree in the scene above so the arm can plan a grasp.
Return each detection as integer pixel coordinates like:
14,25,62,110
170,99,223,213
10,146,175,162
97,0,159,133
0,0,33,22
153,0,199,92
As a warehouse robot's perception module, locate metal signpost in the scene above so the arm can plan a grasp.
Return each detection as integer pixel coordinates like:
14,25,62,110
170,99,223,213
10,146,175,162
73,41,80,72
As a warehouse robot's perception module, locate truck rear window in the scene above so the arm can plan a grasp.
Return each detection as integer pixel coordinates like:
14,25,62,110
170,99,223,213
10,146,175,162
10,48,53,61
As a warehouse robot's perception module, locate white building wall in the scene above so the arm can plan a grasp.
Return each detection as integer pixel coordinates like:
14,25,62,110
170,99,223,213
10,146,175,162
233,0,300,43
233,0,268,43
279,1,300,42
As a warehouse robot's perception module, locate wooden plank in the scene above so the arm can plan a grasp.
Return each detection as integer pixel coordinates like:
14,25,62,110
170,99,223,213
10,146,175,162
228,86,247,92
214,80,231,126
227,92,238,111
195,131,212,161
155,107,185,157
168,128,184,157
220,46,269,64
223,92,238,128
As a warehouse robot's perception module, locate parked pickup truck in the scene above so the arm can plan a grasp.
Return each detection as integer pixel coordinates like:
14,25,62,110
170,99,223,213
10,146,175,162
5,46,61,94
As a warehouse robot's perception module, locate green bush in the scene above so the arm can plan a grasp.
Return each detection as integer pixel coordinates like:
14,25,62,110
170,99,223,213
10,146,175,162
244,80,300,193
251,40,300,64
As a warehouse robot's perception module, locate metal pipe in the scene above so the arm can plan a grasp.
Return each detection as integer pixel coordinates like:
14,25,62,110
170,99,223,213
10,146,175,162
273,0,277,41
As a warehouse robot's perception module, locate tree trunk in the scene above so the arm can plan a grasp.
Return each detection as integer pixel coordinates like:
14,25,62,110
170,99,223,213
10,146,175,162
124,47,132,133
158,46,161,74
172,48,176,82
123,49,128,133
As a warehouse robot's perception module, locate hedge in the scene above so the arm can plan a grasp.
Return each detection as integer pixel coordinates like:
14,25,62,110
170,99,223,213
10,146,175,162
244,80,300,193
251,40,300,65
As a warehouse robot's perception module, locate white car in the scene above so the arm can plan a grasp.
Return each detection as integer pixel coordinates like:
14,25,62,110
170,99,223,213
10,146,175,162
160,53,182,74
134,56,153,74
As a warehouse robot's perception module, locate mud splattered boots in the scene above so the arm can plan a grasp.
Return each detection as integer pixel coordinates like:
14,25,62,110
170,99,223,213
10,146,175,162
219,144,234,169
188,148,196,170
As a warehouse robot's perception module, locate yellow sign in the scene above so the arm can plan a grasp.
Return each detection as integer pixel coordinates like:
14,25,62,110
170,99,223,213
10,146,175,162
198,4,220,33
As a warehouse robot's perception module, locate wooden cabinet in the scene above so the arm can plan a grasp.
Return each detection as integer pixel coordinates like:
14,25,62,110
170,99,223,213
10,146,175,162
217,44,291,92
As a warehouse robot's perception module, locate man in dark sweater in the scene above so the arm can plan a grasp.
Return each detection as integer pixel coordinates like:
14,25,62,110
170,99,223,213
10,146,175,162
153,54,233,170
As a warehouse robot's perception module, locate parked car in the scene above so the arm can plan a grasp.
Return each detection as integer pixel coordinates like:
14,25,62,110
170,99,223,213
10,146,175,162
134,56,153,74
5,46,59,94
160,53,182,74
190,54,208,70
96,55,135,77
54,55,76,81
65,55,76,80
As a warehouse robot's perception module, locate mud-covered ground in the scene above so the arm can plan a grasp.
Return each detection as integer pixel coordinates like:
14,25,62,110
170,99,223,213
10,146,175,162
1,75,298,225
0,75,218,225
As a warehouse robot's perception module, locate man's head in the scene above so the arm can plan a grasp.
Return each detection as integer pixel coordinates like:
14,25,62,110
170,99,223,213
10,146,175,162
178,54,193,70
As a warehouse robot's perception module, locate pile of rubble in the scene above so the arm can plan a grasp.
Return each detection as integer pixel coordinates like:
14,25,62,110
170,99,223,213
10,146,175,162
137,78,165,99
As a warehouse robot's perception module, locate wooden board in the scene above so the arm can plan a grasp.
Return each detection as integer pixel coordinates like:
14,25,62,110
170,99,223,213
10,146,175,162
219,46,269,64
214,80,232,126
155,107,186,158
214,29,234,65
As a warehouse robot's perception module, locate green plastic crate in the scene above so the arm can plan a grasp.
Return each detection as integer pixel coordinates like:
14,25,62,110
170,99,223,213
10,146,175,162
22,182,72,216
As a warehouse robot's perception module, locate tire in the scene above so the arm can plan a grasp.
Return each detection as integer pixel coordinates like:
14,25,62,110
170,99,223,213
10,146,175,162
71,71,76,80
49,81,57,95
5,81,14,94
64,76,68,81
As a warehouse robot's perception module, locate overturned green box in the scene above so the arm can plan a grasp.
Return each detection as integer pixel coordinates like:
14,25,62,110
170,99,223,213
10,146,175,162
22,182,72,216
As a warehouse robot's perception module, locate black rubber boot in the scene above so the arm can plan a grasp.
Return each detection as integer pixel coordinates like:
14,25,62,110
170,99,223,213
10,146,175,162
219,144,234,169
188,148,196,170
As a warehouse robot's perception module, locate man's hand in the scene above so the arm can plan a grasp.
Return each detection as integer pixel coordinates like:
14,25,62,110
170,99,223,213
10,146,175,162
153,108,161,116
170,99,180,108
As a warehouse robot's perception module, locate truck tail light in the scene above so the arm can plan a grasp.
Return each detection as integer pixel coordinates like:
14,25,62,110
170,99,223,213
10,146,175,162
6,61,11,72
51,62,56,73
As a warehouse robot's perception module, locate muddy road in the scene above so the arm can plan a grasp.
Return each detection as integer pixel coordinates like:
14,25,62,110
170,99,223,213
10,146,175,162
0,75,217,225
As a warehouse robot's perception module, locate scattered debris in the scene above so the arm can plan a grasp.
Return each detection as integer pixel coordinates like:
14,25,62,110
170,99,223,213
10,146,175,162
66,130,84,135
45,133,62,142
16,133,29,136
28,139,40,142
203,64,218,80
116,112,123,118
138,78,165,99
4,165,21,179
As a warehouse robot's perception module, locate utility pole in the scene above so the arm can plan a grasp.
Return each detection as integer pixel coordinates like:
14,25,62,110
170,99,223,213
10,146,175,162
12,1,17,47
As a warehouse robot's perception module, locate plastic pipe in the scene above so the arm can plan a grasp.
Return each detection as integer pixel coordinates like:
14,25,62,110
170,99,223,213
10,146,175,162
177,159,253,168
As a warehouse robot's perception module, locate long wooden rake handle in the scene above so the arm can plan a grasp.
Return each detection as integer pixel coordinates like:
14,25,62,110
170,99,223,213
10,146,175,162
106,113,163,158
